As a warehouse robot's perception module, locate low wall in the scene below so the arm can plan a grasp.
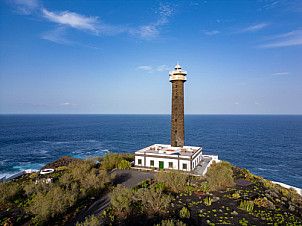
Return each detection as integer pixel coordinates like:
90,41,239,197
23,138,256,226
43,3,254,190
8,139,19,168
0,169,38,183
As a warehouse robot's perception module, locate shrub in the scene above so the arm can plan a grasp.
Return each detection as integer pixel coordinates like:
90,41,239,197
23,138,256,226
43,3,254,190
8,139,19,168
200,181,209,191
155,170,188,192
65,160,113,196
100,153,122,170
117,160,131,170
206,161,234,190
76,214,100,226
203,196,211,206
155,219,187,226
28,185,77,224
253,197,275,210
238,200,254,212
0,182,22,206
29,172,39,179
134,187,171,213
184,185,195,193
109,185,133,214
179,206,190,219
153,182,167,191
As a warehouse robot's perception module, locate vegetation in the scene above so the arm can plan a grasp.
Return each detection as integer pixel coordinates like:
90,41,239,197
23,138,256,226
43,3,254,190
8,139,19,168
203,196,212,206
179,206,190,219
155,219,187,226
155,170,188,192
206,161,234,190
28,185,77,224
134,187,171,213
0,182,22,206
1,156,302,226
100,152,122,170
117,159,131,170
76,214,100,226
238,200,254,212
109,185,133,214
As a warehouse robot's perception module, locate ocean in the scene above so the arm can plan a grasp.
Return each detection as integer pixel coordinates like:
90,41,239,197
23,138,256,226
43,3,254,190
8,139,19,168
0,114,301,188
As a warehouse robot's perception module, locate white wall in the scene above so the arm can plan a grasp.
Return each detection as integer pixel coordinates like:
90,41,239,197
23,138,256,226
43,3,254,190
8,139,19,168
135,155,191,171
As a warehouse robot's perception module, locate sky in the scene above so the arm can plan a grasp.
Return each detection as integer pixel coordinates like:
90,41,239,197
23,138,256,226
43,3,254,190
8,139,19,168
0,0,301,114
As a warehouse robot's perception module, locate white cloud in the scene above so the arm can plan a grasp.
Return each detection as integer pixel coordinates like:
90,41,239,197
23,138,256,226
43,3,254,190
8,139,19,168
157,65,170,71
272,72,290,75
42,9,98,33
11,0,39,15
255,102,260,105
60,102,75,106
41,27,71,45
203,30,220,36
234,102,240,105
243,23,267,32
137,65,154,73
260,30,302,48
134,3,175,39
137,64,171,73
136,25,159,39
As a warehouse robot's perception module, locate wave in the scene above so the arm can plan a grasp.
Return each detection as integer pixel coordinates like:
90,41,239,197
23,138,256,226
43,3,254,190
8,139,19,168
257,167,280,172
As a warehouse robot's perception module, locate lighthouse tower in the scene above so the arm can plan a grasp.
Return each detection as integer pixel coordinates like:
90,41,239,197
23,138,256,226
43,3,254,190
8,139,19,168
169,63,187,147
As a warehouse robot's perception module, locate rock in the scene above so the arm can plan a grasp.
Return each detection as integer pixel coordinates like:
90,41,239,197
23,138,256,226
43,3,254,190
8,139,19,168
281,197,288,202
40,156,83,170
231,211,238,215
289,205,295,212
219,209,223,212
212,196,220,202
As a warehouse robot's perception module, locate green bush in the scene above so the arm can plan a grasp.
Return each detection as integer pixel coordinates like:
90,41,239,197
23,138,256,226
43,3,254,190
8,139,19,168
153,182,167,191
76,214,100,226
203,196,211,206
206,161,234,190
134,187,171,213
0,182,22,206
238,200,254,212
253,197,275,210
100,153,122,170
28,185,77,224
179,206,190,219
109,185,133,214
29,172,39,179
117,160,131,170
155,170,188,192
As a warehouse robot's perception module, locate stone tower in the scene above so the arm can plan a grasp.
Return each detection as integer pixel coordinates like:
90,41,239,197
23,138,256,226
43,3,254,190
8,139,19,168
169,63,187,147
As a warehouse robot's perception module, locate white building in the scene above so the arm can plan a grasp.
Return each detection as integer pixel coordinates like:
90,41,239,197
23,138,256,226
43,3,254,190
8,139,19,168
134,144,204,172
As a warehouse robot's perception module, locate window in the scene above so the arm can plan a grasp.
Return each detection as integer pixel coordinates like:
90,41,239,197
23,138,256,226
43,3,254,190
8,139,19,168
150,160,154,166
175,119,177,122
175,85,178,88
169,162,173,168
138,159,142,165
183,163,187,170
175,96,178,99
175,130,177,133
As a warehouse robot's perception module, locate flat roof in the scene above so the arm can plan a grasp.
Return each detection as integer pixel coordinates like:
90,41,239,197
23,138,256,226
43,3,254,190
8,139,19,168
135,144,202,158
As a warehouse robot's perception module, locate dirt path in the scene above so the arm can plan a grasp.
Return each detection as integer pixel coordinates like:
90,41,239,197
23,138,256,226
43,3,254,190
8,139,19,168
70,170,154,225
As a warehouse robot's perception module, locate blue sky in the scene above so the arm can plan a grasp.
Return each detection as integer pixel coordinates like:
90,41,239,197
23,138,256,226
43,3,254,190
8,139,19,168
0,0,301,114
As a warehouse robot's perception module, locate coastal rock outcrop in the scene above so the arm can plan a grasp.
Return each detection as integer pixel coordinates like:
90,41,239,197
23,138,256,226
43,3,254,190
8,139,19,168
40,155,83,170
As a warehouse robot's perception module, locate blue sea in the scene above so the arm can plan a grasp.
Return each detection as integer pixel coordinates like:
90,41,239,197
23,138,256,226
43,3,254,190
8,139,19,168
0,115,301,188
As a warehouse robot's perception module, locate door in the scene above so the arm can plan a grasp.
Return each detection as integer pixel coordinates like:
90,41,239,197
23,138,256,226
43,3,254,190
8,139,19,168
159,161,164,169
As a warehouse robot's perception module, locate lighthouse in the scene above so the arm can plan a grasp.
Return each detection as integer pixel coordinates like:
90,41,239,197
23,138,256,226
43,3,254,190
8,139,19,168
134,62,220,172
169,63,187,147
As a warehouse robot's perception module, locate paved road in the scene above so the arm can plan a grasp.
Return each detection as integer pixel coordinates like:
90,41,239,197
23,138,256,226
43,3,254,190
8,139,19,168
70,170,154,225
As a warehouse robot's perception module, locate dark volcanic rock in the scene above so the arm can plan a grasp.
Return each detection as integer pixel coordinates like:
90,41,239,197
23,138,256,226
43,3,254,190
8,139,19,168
40,155,83,170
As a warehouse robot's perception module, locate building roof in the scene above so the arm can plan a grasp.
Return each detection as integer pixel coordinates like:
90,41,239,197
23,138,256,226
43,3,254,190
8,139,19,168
135,144,202,158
